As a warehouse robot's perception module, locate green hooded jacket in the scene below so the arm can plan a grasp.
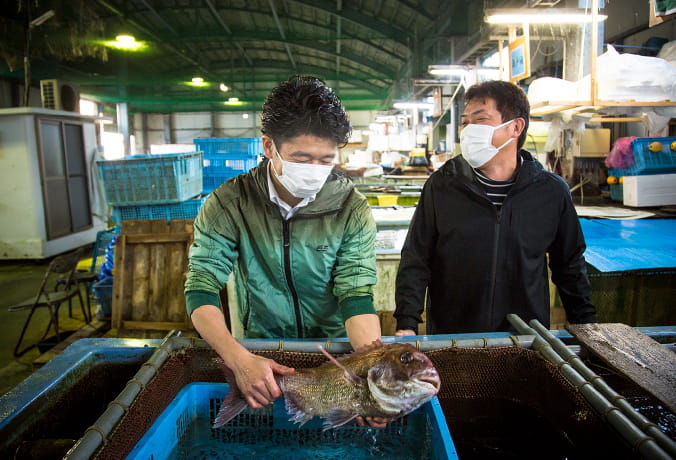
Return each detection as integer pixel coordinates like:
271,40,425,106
184,159,377,339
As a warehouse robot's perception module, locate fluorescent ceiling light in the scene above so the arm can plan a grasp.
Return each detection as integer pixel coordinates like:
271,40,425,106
485,8,607,24
116,35,136,44
186,77,209,87
428,65,466,77
104,34,147,51
393,101,434,110
224,97,245,106
428,65,499,81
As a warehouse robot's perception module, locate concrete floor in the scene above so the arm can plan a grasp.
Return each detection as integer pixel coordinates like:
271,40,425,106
0,260,92,396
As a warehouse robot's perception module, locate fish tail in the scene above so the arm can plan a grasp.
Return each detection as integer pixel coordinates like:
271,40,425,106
213,393,248,428
212,358,249,428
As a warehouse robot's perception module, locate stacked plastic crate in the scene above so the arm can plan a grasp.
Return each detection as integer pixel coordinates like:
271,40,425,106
96,153,205,319
608,137,676,203
193,138,262,194
97,152,206,225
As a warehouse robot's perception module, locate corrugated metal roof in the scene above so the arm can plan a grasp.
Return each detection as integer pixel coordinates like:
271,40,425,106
0,0,482,112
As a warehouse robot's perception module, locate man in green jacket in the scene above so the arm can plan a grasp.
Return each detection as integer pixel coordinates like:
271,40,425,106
185,76,384,426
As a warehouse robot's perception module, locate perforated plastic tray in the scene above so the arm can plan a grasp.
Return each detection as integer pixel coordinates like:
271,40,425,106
127,382,457,460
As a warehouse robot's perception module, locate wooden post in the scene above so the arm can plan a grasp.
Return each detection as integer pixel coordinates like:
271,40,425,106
498,39,504,81
508,26,516,82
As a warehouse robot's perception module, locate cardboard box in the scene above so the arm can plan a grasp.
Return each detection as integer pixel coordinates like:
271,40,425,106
573,129,610,157
623,174,676,207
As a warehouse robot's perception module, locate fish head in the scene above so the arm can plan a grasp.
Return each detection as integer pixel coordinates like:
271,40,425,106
366,343,440,417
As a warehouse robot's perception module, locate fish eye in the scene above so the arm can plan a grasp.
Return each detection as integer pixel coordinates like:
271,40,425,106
400,352,414,364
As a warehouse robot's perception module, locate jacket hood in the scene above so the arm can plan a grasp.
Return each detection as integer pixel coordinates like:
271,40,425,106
249,159,355,216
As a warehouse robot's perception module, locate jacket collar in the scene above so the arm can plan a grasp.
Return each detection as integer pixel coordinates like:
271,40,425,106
251,159,354,215
440,150,544,189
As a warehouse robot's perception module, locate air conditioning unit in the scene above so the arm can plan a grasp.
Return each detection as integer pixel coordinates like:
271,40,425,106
40,79,80,112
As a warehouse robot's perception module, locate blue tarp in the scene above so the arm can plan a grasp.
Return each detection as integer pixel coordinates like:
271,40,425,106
580,218,676,272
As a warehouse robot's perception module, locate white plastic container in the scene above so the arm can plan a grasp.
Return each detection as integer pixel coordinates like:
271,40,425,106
623,174,676,207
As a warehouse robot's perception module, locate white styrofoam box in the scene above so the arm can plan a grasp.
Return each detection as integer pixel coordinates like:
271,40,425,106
623,174,676,207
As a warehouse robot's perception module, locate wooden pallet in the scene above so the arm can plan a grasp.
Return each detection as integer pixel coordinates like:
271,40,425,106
112,219,195,338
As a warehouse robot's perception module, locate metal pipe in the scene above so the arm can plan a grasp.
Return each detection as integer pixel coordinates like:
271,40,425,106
64,331,182,459
528,319,676,457
507,315,672,460
229,335,535,353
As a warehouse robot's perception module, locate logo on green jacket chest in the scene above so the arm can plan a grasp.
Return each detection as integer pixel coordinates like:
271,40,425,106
316,245,329,252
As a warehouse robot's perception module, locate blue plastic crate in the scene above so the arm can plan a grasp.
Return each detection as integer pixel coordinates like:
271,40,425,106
609,183,623,201
194,137,262,157
127,382,457,460
610,137,676,176
202,169,253,193
93,277,113,317
202,155,259,193
111,196,207,223
97,152,203,206
194,138,262,193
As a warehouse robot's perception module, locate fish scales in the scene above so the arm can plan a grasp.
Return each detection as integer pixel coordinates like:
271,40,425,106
214,341,441,430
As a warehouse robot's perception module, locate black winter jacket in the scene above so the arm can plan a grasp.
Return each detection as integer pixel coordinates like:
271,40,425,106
394,151,597,334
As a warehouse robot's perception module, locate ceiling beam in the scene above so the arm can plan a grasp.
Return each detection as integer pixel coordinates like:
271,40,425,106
336,0,342,78
208,56,390,84
139,0,202,63
268,0,296,70
287,0,410,45
159,29,406,63
204,0,253,66
395,0,435,21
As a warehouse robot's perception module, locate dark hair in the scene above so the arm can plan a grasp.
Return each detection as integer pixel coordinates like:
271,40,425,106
261,76,352,147
464,81,530,149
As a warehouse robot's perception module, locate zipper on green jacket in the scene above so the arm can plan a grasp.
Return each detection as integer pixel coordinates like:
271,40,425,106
283,220,303,337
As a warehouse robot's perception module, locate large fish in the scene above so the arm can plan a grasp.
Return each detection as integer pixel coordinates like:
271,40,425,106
214,340,441,430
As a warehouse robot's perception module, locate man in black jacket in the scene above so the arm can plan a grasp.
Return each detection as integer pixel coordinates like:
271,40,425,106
394,80,597,335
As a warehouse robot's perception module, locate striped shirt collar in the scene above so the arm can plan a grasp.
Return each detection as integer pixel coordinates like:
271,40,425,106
472,152,523,184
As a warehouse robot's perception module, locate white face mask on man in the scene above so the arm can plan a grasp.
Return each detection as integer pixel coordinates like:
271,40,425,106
460,119,515,168
271,143,334,198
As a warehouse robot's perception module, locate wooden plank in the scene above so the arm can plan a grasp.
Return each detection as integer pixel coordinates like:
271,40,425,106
590,0,599,106
596,100,676,107
131,233,150,322
112,234,127,330
121,320,186,331
125,232,192,244
148,234,165,323
567,323,676,414
588,117,644,123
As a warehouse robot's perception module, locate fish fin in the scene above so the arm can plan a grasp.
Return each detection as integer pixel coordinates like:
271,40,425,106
212,361,248,428
285,393,313,427
322,409,359,430
317,345,363,386
213,393,248,428
288,411,313,427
